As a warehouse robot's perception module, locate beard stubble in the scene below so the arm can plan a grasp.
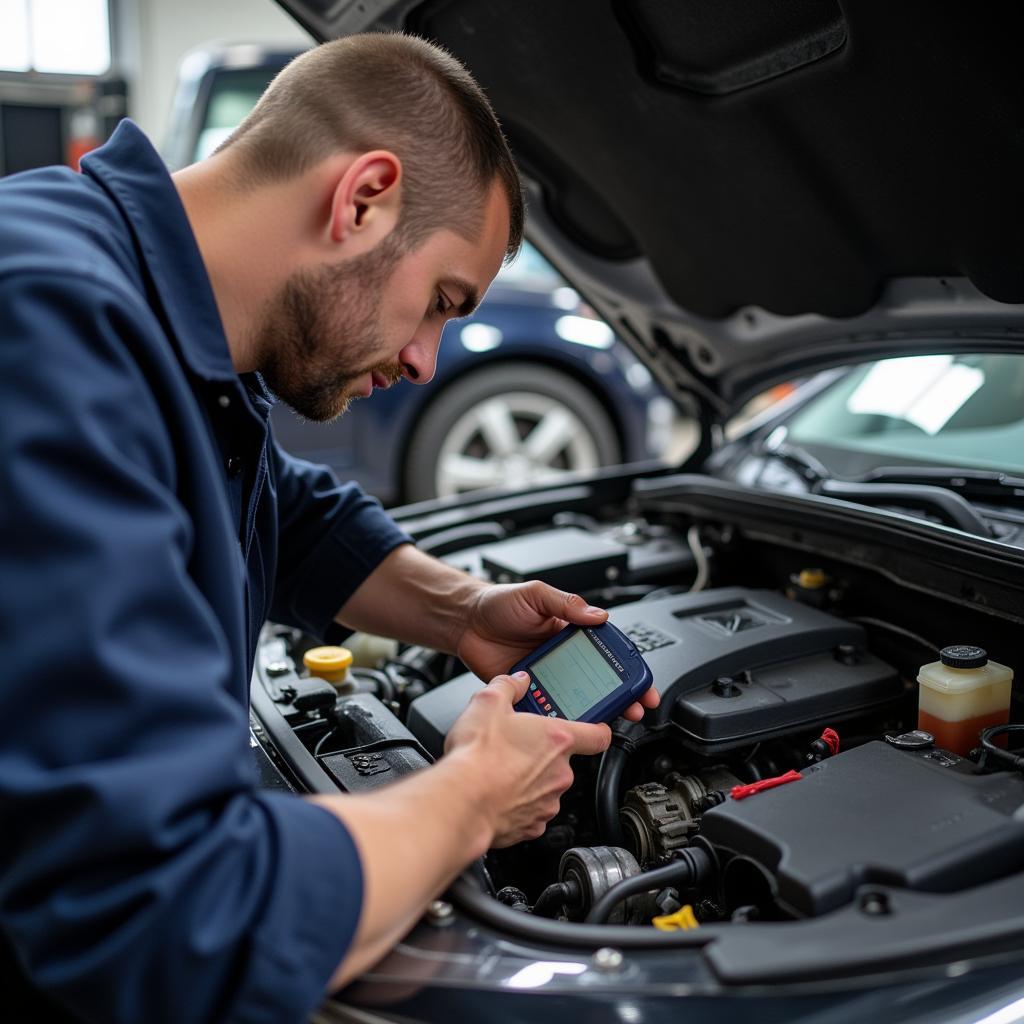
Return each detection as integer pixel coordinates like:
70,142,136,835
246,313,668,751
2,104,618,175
254,237,407,422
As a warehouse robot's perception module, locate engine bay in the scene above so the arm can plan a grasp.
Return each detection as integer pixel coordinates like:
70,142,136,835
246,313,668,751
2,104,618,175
255,482,1024,947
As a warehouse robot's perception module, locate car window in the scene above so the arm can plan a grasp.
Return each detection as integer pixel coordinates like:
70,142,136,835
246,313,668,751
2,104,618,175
193,68,278,162
786,353,1024,473
494,240,565,290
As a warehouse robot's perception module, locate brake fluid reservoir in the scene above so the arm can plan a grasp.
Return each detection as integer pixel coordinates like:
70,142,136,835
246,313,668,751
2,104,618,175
917,646,1013,756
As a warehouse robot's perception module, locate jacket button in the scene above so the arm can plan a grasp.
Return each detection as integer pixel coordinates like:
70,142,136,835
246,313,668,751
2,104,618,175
226,456,243,477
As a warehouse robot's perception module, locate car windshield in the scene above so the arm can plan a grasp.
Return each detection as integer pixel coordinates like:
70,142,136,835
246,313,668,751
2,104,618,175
785,353,1024,474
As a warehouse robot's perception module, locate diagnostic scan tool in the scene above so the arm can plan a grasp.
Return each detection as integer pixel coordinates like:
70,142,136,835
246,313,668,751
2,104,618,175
511,622,653,724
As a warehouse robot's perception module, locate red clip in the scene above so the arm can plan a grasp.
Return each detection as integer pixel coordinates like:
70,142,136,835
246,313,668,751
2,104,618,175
730,770,802,800
821,728,840,757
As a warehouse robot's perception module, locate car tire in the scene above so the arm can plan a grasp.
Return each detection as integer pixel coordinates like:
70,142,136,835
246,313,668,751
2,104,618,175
404,363,622,501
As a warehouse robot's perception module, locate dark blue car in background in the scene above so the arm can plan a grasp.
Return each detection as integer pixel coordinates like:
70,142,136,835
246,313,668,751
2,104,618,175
164,45,676,504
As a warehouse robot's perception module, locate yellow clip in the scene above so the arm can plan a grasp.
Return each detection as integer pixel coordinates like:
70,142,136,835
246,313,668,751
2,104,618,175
651,904,700,931
797,567,828,590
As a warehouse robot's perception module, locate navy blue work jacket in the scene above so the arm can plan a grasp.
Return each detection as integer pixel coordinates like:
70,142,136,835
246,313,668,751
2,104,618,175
0,121,411,1023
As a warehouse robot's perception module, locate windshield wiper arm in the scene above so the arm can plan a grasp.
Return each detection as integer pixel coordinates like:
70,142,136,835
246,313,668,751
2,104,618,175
753,446,1005,536
756,438,832,485
856,466,1024,502
814,479,993,537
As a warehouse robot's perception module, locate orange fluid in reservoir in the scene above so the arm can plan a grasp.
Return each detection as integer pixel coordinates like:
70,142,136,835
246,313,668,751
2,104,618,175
918,708,1009,756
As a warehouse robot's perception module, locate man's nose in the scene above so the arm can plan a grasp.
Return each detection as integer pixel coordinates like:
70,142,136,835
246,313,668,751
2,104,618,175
398,326,443,385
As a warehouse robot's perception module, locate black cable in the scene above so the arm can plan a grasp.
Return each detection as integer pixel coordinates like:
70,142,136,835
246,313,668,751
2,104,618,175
313,729,337,757
291,719,327,734
584,847,713,924
979,725,1024,773
847,616,940,655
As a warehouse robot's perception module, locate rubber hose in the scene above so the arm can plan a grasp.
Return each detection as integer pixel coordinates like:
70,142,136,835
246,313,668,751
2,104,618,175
351,667,396,704
531,880,579,919
595,744,627,848
584,847,713,924
449,874,710,949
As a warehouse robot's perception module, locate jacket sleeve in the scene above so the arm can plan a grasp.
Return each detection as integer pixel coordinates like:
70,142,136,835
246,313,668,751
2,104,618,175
0,272,364,1024
267,441,413,640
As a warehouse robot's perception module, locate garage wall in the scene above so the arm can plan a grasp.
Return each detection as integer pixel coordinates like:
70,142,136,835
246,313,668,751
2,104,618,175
123,0,307,150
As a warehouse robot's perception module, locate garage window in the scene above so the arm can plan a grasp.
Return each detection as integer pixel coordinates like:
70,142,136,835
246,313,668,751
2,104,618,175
0,0,110,75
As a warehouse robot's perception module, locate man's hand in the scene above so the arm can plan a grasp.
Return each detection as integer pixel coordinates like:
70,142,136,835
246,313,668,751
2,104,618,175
313,667,612,989
336,545,658,720
456,581,660,723
444,670,611,845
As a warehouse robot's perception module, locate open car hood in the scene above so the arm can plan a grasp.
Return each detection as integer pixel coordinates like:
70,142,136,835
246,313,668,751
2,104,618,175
274,1,1024,416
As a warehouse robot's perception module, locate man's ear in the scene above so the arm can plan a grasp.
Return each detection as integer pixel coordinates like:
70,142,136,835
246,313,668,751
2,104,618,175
328,150,402,250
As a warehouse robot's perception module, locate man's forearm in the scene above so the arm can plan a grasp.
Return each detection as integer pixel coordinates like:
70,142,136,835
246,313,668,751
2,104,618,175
310,747,493,990
334,543,487,654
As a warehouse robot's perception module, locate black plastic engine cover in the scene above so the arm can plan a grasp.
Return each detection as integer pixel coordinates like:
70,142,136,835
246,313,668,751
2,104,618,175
318,693,431,793
408,588,902,756
701,741,1024,917
606,588,902,750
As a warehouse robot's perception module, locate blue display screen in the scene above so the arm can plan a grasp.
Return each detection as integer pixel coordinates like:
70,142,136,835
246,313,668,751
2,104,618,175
531,631,621,719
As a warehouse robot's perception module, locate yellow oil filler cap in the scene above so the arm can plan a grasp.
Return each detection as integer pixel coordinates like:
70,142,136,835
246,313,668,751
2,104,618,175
303,646,353,686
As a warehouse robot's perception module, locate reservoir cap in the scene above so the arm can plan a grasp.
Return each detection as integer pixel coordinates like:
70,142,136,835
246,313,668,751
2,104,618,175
939,645,988,669
303,645,353,684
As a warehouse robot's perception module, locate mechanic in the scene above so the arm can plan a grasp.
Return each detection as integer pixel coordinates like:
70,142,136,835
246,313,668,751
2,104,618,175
0,32,659,1024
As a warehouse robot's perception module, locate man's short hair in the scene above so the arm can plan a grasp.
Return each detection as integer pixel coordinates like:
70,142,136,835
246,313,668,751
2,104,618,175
217,32,524,262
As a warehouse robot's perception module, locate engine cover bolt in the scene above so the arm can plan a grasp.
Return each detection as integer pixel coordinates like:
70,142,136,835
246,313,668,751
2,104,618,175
591,947,624,972
859,891,891,916
426,900,454,926
835,643,860,665
712,676,742,698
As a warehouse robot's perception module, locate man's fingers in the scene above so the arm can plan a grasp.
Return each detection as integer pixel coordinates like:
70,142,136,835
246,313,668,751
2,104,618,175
564,720,612,757
622,702,644,722
619,686,660,722
484,671,532,704
526,583,607,626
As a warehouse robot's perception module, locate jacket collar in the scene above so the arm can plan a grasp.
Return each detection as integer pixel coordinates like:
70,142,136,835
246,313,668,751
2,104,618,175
81,119,237,382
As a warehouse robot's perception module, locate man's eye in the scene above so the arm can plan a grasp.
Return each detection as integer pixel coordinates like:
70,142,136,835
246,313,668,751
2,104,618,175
431,292,451,318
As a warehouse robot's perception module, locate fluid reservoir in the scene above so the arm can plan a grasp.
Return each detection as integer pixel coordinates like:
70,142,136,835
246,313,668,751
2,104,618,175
303,646,354,689
917,646,1013,756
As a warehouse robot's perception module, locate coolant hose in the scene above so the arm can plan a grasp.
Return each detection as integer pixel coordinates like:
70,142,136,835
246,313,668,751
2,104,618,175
531,880,580,919
584,847,713,924
595,744,627,847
